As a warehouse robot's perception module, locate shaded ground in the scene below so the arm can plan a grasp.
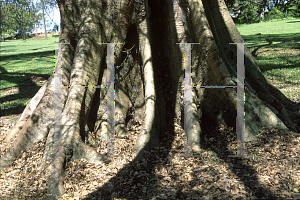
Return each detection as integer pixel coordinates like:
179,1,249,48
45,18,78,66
0,117,299,199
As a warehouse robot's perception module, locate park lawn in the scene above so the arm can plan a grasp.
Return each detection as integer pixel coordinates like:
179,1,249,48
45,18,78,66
237,18,300,103
0,36,59,117
0,19,300,118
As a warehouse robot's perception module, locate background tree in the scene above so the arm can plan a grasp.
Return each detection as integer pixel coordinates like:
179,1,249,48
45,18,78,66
28,0,43,37
226,0,299,24
287,0,300,17
40,0,47,39
38,0,58,39
1,0,36,40
226,0,269,23
0,1,19,39
14,0,35,40
53,24,59,33
1,0,299,199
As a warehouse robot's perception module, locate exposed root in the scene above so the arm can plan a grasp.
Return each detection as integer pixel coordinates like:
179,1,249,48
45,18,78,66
46,152,65,199
72,138,110,164
3,75,51,144
0,78,59,170
133,0,156,154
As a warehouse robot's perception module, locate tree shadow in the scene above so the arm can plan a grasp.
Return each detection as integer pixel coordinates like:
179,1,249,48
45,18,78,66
251,43,270,58
0,73,51,114
263,70,299,88
0,66,8,73
287,20,300,23
239,33,300,72
199,125,280,199
259,59,300,72
241,33,300,46
0,45,17,53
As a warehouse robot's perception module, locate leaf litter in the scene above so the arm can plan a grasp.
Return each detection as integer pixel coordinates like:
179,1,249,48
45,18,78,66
0,117,299,199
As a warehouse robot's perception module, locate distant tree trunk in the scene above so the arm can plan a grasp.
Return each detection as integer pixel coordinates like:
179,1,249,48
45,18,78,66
0,32,3,42
34,20,38,37
259,11,265,21
1,0,299,199
41,0,48,40
34,12,39,38
22,23,26,40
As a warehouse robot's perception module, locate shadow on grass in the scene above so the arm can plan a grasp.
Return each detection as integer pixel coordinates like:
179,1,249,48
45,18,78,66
0,50,54,117
259,59,300,72
240,33,300,73
241,33,300,45
0,73,50,117
287,20,300,23
263,70,300,88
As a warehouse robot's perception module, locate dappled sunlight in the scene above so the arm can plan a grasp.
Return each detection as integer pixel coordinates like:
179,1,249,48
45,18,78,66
256,47,300,57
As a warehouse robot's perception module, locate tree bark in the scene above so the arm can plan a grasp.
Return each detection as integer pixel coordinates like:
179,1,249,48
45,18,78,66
1,0,299,199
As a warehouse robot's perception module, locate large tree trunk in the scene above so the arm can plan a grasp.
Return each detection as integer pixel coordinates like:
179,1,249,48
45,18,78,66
1,0,299,199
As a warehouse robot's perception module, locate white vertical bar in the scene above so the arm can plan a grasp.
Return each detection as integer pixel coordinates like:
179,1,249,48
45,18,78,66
107,44,115,156
184,43,193,154
236,43,245,157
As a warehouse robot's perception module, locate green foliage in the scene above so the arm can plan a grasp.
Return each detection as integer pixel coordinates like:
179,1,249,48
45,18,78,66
268,7,283,19
225,0,238,11
228,1,263,24
287,0,300,17
4,28,16,36
114,40,127,70
1,2,18,32
0,0,48,39
252,153,259,159
53,24,59,31
227,1,300,24
238,5,260,24
1,0,36,36
28,0,44,28
264,6,295,21
238,11,259,24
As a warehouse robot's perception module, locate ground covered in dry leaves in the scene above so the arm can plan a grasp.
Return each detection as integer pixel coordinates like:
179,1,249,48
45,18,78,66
0,114,299,200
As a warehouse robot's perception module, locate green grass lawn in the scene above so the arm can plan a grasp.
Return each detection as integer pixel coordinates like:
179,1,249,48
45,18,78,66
0,36,59,117
0,19,299,118
236,18,300,103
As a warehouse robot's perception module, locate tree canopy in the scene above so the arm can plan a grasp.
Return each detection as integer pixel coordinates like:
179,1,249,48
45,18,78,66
225,0,300,23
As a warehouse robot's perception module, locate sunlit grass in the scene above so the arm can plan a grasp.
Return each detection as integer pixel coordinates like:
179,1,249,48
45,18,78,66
237,18,300,103
0,36,59,116
1,19,299,117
